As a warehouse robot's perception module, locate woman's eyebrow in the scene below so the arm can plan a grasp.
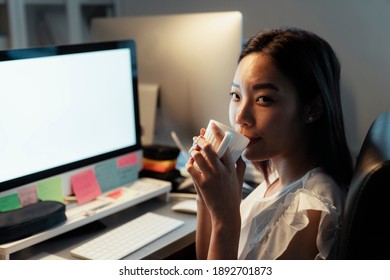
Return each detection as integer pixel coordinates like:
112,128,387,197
232,81,240,88
252,82,279,91
231,81,279,91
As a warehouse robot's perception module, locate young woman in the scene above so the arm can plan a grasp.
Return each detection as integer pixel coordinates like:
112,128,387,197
186,27,354,260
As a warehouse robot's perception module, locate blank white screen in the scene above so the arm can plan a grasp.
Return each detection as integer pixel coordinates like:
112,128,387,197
0,48,136,183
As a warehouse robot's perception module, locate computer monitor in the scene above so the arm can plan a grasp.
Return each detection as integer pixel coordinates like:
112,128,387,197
90,11,243,147
0,40,141,194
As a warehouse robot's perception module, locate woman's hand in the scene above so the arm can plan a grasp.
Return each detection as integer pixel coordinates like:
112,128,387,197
186,123,246,259
186,123,246,219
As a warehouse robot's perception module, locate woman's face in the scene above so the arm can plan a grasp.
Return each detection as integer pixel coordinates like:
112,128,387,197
229,53,307,162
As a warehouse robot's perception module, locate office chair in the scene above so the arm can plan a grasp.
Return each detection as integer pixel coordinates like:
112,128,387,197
337,110,390,259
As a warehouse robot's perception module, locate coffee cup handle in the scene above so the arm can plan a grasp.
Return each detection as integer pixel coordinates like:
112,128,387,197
216,131,233,158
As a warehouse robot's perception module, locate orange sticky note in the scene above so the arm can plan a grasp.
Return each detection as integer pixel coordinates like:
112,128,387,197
71,169,102,204
117,153,138,167
107,189,123,199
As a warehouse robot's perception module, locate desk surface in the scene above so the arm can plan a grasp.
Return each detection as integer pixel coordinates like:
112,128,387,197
11,195,197,260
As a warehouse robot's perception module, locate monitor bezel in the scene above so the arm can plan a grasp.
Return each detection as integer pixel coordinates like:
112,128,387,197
0,40,141,193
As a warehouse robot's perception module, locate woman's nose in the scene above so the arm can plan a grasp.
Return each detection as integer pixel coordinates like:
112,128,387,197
235,102,253,128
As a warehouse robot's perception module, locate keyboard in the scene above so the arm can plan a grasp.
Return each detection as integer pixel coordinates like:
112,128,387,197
70,212,184,260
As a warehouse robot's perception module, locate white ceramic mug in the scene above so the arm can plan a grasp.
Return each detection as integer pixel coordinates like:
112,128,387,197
203,119,249,163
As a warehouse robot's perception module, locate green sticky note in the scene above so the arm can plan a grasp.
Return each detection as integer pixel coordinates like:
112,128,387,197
0,193,22,212
37,176,64,202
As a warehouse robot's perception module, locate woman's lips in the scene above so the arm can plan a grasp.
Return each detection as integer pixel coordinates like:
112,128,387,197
244,135,261,146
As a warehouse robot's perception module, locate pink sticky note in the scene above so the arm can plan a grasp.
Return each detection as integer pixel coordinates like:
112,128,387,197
18,184,39,206
71,169,102,204
117,153,138,168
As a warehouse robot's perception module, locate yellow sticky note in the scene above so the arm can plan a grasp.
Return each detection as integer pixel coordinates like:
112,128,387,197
37,176,64,202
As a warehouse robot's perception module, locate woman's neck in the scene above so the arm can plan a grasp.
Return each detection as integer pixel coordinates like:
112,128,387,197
271,155,316,189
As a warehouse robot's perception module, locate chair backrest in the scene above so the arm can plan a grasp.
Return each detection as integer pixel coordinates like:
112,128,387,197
337,110,390,259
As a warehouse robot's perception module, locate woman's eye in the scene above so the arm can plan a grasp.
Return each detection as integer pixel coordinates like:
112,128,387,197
230,92,240,101
257,96,273,104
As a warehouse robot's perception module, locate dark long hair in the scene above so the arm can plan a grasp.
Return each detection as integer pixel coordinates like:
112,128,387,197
240,27,354,188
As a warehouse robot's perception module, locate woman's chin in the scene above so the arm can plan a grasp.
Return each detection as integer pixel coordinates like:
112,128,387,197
242,150,255,161
242,146,268,162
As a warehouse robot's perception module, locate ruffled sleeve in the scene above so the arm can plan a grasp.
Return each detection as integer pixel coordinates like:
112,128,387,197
239,170,344,260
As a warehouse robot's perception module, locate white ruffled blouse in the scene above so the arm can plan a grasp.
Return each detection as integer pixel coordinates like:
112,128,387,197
238,167,346,260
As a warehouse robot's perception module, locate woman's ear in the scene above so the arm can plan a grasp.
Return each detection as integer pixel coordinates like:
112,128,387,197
304,95,324,124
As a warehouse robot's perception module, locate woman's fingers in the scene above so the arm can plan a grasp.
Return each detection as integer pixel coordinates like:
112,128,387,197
236,156,246,186
211,122,225,145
